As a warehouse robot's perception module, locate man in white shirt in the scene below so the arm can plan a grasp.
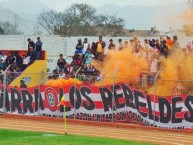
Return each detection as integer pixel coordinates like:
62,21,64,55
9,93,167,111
117,39,124,51
83,38,90,54
59,70,65,79
0,52,7,63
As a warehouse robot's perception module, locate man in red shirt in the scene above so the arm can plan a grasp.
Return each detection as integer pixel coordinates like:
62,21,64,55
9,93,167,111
108,39,115,50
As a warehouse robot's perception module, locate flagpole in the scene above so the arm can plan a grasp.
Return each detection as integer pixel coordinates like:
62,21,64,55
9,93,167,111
64,104,67,135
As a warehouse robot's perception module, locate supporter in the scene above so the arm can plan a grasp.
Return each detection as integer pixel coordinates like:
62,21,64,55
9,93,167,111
81,64,89,76
133,37,138,49
129,39,135,52
166,34,173,51
14,52,23,68
35,37,43,60
75,39,83,54
186,41,192,54
108,39,115,50
91,42,97,59
96,36,106,62
58,70,65,79
117,39,124,50
160,40,169,58
186,42,192,54
16,66,22,75
76,55,82,66
64,63,68,73
72,51,79,64
124,41,129,48
71,70,76,78
20,80,27,88
66,64,73,75
143,39,151,49
52,69,59,80
84,48,94,66
155,39,161,52
77,72,83,81
149,39,156,48
57,54,67,72
129,39,134,47
0,59,4,69
27,47,36,64
27,38,35,52
82,38,90,55
6,72,12,85
0,52,7,63
21,55,30,71
171,81,185,96
172,36,181,54
5,52,15,67
150,54,158,77
147,54,158,85
137,41,142,50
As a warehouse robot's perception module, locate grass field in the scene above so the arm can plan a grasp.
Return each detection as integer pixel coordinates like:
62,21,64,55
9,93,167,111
0,129,155,145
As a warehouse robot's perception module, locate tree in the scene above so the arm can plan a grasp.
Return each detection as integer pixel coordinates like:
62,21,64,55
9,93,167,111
0,26,5,34
94,14,125,36
37,10,64,34
64,3,96,36
0,22,23,35
187,0,193,8
37,3,125,36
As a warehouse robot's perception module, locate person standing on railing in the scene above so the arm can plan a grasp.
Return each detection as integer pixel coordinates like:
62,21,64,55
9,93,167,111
96,36,106,63
75,39,83,54
108,39,116,50
82,38,90,55
117,39,124,51
35,37,43,60
27,38,35,52
27,47,36,65
57,54,67,72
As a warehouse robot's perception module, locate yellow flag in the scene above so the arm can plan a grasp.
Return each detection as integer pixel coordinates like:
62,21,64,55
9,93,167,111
57,96,65,107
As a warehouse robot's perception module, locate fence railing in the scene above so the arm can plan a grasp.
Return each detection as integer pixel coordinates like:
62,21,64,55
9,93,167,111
0,68,193,129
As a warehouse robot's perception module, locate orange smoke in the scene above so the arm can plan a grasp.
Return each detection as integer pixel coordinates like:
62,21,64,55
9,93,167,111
46,78,82,87
92,47,193,96
148,51,193,96
93,48,149,87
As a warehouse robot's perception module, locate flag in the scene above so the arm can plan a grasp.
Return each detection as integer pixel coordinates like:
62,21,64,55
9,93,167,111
57,95,67,135
57,96,66,107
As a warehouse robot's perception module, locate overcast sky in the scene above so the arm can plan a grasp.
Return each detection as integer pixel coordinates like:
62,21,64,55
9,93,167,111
40,0,186,11
0,0,186,11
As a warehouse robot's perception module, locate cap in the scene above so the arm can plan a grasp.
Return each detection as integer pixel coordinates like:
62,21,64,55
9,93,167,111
167,34,171,38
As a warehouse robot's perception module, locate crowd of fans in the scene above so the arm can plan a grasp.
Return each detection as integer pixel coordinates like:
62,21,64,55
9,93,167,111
0,37,43,87
52,35,191,86
1,35,192,89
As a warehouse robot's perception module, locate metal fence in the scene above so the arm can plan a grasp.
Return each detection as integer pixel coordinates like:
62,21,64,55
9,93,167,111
0,68,193,129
